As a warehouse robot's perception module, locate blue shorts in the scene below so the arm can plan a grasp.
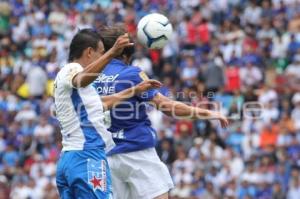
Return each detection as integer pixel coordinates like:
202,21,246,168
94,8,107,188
56,149,112,199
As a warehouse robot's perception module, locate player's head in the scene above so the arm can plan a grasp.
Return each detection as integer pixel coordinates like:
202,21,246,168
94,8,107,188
68,29,105,65
98,24,134,63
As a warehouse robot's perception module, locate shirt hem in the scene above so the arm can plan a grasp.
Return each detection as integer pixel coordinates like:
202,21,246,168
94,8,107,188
107,144,155,156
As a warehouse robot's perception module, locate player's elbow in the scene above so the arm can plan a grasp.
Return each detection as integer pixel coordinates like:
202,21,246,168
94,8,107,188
157,102,174,116
72,73,91,88
72,80,89,88
152,94,175,116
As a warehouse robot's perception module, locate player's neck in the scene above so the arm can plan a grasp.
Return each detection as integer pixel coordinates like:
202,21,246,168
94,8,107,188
73,58,88,68
119,56,130,65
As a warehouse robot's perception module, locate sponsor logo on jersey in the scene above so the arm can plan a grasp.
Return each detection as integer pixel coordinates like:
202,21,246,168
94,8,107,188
95,74,119,83
95,86,115,95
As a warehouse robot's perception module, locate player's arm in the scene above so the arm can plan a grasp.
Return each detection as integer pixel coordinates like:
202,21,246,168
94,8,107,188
72,34,134,88
151,93,229,128
101,79,162,111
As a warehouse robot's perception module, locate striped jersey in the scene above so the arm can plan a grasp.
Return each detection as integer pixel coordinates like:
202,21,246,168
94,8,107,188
54,63,115,151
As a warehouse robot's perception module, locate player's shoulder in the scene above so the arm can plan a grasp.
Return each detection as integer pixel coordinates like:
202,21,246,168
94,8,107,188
125,65,142,74
63,62,83,72
114,65,140,79
124,65,147,80
55,62,83,87
57,62,83,77
122,65,151,83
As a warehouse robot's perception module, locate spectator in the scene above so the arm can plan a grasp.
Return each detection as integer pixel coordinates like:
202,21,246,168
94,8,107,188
156,138,176,168
203,58,225,93
243,1,262,26
285,54,300,80
240,63,263,89
181,56,198,86
2,144,19,168
287,178,300,199
26,65,48,98
132,51,153,76
14,103,37,123
291,93,300,130
33,117,54,144
259,124,279,149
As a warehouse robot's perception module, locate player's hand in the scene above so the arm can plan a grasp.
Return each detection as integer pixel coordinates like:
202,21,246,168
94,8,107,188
209,111,229,128
212,112,229,128
135,80,162,94
109,33,134,56
218,114,229,128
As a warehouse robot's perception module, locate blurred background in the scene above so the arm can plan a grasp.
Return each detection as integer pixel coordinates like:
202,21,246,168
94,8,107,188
1,0,300,198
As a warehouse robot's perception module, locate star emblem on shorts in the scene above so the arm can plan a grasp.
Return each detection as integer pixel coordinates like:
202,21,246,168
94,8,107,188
90,176,102,189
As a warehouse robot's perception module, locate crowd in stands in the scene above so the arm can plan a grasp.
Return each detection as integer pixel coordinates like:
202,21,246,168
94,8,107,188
1,0,300,198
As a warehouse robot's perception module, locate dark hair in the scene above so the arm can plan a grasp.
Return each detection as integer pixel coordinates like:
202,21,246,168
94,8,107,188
68,29,103,61
98,24,134,58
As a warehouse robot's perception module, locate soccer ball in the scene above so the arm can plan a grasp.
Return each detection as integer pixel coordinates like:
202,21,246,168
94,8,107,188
137,13,173,49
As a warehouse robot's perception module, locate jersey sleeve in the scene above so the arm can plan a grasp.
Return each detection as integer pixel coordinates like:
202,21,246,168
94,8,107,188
129,67,159,102
62,63,83,88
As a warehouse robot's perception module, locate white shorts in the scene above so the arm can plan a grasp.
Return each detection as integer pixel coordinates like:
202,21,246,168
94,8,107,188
107,148,174,199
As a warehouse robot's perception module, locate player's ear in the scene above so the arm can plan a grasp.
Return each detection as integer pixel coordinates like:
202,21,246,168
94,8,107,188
81,47,91,59
87,47,93,58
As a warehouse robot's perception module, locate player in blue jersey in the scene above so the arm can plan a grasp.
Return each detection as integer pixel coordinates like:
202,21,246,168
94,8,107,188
54,29,162,199
93,26,228,199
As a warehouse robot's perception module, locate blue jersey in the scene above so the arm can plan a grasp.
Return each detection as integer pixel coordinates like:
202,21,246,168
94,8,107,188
93,59,159,155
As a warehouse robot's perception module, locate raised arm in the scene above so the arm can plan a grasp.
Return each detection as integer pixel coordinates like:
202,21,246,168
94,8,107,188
72,34,133,88
152,93,228,128
102,80,162,111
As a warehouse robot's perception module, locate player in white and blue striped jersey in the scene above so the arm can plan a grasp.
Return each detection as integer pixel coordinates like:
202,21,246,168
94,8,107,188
54,29,161,199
